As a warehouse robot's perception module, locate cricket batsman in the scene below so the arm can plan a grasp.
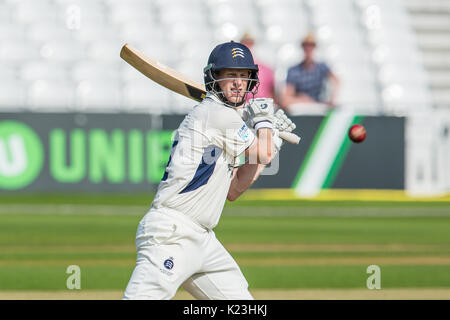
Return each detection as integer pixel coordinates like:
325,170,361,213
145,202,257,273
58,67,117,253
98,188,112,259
123,41,296,299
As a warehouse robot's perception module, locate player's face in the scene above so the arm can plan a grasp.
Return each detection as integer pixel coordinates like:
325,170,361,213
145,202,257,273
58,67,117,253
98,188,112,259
217,69,251,104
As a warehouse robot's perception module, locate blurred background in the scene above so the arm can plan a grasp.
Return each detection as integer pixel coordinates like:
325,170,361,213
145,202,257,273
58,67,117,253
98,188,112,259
0,0,449,196
0,0,450,300
0,0,447,114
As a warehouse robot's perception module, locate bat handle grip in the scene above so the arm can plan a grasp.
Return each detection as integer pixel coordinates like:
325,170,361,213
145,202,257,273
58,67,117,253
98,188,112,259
279,131,301,144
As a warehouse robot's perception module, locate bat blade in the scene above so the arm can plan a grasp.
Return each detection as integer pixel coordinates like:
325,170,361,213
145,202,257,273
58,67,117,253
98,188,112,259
120,43,300,145
120,44,206,102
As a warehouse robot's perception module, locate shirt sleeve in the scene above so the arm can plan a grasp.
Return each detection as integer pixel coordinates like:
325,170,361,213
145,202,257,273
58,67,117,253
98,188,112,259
286,67,296,85
208,107,255,157
321,62,331,77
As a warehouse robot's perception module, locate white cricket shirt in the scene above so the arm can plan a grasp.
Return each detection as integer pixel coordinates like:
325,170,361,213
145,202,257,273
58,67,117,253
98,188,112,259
151,94,255,229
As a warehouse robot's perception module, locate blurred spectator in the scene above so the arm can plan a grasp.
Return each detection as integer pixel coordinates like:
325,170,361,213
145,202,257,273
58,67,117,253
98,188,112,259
240,33,277,104
280,33,340,112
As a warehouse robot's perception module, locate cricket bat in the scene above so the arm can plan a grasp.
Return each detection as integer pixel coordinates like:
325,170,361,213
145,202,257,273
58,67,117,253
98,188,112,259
120,43,300,144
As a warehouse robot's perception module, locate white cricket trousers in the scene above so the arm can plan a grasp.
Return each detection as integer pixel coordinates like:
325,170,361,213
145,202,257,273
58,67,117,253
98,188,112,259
123,208,253,300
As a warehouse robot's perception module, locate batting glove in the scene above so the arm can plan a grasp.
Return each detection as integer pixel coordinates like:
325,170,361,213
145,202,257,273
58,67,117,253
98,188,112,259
272,110,297,156
273,128,284,152
274,109,296,133
246,98,275,131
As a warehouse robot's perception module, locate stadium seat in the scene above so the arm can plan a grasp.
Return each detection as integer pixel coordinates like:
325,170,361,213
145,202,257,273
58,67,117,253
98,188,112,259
20,61,70,82
0,65,18,82
107,0,153,6
205,0,256,10
264,23,308,45
134,42,180,65
253,43,278,69
213,22,241,43
432,90,450,108
108,5,155,25
119,21,165,44
75,80,122,112
381,84,433,111
87,40,124,63
172,94,196,114
178,43,211,74
73,21,120,44
337,81,379,107
122,78,172,113
0,40,41,64
259,7,308,27
316,25,364,44
409,14,450,32
27,80,75,112
367,28,417,47
0,0,440,115
121,64,146,82
167,22,214,45
107,0,153,9
321,44,372,65
429,71,450,88
307,0,354,8
157,0,205,11
209,4,258,27
0,23,26,41
39,40,86,63
359,1,411,31
13,1,59,24
372,44,423,65
56,0,107,25
378,64,429,87
26,22,75,43
159,6,207,25
416,34,450,51
256,0,303,9
422,52,450,69
333,64,377,84
0,80,26,110
54,0,105,12
276,43,303,69
311,10,359,28
176,61,205,84
71,60,121,82
0,4,12,23
406,0,450,12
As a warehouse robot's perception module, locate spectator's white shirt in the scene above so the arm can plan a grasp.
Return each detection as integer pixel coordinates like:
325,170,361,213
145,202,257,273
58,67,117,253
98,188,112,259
151,93,255,229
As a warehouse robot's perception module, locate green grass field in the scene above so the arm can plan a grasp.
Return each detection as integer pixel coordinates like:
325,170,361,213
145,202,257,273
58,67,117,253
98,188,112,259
0,192,450,299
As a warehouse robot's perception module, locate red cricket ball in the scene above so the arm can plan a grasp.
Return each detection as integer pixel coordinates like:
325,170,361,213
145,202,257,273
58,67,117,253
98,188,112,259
348,124,366,143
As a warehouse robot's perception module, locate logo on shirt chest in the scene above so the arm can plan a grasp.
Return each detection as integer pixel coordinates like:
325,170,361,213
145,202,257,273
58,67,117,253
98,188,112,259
237,124,250,141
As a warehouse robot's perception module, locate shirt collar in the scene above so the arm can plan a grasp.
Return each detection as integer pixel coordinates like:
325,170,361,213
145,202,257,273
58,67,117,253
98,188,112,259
205,92,222,104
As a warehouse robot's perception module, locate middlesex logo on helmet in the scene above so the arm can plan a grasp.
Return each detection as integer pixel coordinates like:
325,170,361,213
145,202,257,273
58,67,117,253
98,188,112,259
231,48,245,59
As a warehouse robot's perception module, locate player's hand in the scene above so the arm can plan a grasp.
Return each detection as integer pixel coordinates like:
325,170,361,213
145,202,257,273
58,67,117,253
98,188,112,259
272,110,299,155
274,109,296,133
272,128,284,153
246,98,275,129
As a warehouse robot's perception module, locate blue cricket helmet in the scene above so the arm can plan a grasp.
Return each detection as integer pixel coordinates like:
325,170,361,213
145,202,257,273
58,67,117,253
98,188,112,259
203,41,259,98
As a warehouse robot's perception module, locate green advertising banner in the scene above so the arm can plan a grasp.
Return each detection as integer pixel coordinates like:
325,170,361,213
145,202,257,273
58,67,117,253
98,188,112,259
0,113,178,191
0,112,404,192
0,121,44,190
